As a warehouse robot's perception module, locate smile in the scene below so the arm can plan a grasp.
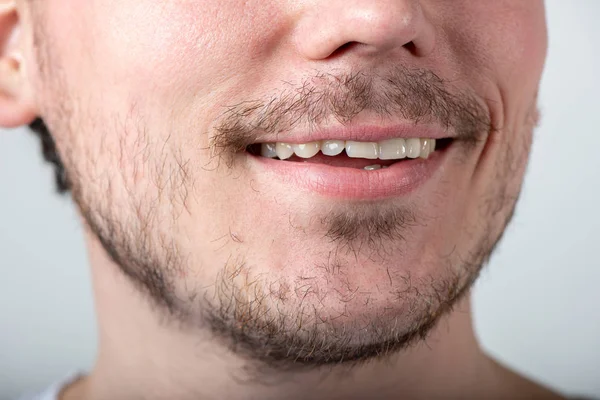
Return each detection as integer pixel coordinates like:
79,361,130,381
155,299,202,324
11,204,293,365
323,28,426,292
245,125,456,199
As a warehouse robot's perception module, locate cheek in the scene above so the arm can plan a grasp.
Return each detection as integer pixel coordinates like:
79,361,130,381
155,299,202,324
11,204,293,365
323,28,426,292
490,3,547,122
37,0,292,182
430,2,547,254
439,1,547,126
78,0,290,106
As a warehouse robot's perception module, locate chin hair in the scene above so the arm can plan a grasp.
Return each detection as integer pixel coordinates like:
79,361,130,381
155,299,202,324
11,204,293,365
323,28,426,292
320,203,421,258
201,256,481,373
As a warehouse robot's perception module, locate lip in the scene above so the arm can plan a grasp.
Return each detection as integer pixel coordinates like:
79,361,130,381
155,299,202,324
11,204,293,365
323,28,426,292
254,123,454,145
248,142,451,200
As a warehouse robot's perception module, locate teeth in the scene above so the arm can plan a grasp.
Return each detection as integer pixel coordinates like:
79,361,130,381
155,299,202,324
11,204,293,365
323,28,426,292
363,165,382,171
276,142,294,160
379,138,407,160
345,141,379,159
293,142,320,158
321,140,345,156
406,138,421,159
420,139,431,159
261,143,277,158
264,138,441,161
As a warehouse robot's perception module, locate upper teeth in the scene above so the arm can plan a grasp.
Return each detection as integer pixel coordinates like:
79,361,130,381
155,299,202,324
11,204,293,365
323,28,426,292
261,138,437,160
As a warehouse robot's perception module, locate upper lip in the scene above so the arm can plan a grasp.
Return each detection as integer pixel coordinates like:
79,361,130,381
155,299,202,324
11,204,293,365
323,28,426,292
252,122,454,144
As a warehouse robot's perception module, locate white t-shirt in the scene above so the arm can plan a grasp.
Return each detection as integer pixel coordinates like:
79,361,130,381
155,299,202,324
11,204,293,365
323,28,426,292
19,374,80,400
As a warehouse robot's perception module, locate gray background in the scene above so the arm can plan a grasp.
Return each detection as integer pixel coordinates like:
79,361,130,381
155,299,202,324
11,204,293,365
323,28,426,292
1,1,599,399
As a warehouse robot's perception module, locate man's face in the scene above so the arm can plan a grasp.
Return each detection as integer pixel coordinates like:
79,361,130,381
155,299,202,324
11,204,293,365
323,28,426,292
24,1,546,365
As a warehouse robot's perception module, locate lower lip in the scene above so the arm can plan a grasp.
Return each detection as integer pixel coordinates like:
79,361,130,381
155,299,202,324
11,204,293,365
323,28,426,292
249,145,451,200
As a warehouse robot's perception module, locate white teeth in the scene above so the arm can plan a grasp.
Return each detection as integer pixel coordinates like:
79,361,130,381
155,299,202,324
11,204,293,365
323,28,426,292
264,138,441,161
276,142,294,160
420,139,431,159
321,140,345,156
261,143,277,158
406,138,421,159
345,141,379,159
378,138,407,160
363,165,382,171
293,142,320,158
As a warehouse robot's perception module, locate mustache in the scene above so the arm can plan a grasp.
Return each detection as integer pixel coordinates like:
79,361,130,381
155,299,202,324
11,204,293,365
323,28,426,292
211,66,492,156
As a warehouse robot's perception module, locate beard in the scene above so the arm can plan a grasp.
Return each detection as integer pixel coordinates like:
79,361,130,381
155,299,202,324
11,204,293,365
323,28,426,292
35,24,531,368
79,196,511,370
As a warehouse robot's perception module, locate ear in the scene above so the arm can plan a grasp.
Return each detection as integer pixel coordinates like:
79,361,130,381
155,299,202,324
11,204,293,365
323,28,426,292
0,0,37,128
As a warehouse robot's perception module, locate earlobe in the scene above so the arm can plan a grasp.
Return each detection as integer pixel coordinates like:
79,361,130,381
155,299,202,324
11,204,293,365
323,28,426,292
0,1,37,128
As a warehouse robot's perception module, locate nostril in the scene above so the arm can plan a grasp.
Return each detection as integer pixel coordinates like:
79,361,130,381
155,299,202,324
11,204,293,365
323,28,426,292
403,41,417,55
329,41,362,59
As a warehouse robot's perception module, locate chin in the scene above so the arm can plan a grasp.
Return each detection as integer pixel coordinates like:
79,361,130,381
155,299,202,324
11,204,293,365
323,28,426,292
200,232,477,367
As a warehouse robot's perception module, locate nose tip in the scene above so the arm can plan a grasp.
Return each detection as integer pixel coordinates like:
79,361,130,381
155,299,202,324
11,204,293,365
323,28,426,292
295,0,436,61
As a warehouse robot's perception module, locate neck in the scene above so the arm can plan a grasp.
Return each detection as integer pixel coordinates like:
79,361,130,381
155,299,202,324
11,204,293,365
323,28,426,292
66,231,548,400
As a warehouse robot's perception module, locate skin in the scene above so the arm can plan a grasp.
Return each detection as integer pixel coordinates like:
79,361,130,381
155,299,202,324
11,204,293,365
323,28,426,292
0,0,561,398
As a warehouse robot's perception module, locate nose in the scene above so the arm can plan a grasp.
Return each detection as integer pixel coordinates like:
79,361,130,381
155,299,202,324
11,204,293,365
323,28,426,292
294,0,436,60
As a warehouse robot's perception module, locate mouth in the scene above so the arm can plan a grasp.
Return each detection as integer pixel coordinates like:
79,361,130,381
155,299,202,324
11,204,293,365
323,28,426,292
243,126,457,199
247,137,453,170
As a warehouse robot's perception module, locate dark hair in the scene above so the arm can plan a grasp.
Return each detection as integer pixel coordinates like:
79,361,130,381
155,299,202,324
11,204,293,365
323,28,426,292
29,118,70,193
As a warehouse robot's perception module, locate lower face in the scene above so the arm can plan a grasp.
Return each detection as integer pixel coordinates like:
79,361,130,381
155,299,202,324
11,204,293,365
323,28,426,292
27,1,547,366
